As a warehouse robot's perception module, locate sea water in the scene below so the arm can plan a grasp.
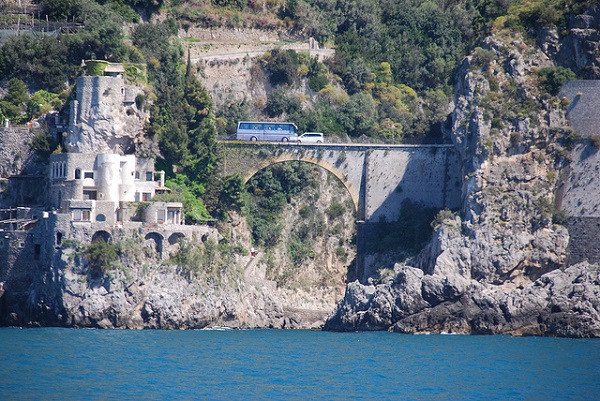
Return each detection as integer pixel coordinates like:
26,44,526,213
0,328,598,400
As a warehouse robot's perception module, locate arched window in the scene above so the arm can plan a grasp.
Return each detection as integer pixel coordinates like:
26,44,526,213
75,168,81,179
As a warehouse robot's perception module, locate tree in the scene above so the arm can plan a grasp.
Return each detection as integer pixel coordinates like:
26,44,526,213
0,78,29,121
341,56,373,95
538,66,576,95
216,98,251,137
28,90,60,119
4,78,29,107
0,35,70,93
266,87,301,117
219,174,245,211
339,93,378,137
153,177,211,224
264,49,299,86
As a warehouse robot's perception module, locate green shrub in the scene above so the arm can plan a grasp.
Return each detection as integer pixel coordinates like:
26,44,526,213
288,237,314,266
299,205,312,219
552,208,568,225
326,200,345,220
84,240,119,278
134,202,149,221
471,47,495,68
85,60,109,76
30,130,57,159
431,209,455,229
538,66,576,96
308,74,329,92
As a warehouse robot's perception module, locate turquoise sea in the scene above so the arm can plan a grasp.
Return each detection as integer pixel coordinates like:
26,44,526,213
0,328,598,400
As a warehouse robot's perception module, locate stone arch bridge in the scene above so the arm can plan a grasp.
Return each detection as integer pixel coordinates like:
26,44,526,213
221,142,462,223
221,142,462,281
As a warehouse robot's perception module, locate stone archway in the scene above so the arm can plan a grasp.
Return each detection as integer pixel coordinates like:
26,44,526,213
168,232,185,245
92,230,111,243
144,232,163,254
243,155,359,212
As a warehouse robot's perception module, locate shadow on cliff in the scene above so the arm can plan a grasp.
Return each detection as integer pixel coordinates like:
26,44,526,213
359,147,462,279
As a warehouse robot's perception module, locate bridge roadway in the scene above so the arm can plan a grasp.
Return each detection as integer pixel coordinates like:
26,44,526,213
220,141,461,223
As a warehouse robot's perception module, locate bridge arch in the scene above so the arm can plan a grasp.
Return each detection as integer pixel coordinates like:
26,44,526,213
242,154,359,211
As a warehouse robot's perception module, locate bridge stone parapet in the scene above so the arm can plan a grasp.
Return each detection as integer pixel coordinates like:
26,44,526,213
221,142,462,223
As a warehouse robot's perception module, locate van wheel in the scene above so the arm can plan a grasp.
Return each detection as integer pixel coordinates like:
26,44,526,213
250,136,258,141
317,140,323,143
282,137,289,142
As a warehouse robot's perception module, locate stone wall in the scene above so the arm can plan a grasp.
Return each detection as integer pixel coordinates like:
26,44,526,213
567,217,600,265
0,127,43,178
365,146,461,222
561,141,600,264
559,80,600,137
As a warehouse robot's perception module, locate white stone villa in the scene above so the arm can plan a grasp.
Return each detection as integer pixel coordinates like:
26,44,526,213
49,152,182,226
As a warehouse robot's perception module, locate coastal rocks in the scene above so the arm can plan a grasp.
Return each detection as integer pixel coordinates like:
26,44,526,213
326,263,600,337
29,240,344,330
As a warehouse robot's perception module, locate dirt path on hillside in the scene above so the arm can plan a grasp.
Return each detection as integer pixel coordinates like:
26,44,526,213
179,27,334,62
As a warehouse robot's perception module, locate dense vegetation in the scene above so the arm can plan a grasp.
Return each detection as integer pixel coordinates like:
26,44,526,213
245,162,354,285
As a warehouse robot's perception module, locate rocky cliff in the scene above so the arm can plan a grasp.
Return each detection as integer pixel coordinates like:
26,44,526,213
325,26,600,337
63,75,149,155
2,166,354,330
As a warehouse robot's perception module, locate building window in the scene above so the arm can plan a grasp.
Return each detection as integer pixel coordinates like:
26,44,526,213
157,209,166,224
52,162,67,179
146,172,153,181
84,171,94,179
135,192,140,202
75,169,81,179
72,209,91,221
83,190,97,200
135,171,140,180
167,210,176,224
142,192,151,201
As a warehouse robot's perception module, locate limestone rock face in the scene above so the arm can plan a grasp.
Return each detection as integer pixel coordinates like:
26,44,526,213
22,248,338,330
539,7,600,79
64,76,148,154
326,25,600,337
